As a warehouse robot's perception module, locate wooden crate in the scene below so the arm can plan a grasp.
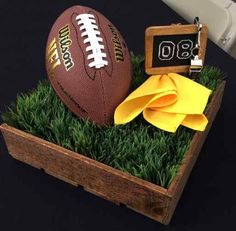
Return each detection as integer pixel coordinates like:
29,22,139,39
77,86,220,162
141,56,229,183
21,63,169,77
0,81,225,225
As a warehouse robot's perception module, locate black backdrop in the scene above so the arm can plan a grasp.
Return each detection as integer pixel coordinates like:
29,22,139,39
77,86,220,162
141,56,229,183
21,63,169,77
0,0,236,230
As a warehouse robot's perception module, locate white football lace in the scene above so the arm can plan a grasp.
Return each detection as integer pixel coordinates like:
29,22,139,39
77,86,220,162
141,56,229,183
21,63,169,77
76,14,108,69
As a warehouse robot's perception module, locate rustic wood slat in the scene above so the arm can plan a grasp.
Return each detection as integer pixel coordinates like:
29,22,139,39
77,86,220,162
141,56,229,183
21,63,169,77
0,81,225,224
163,82,225,224
0,122,168,223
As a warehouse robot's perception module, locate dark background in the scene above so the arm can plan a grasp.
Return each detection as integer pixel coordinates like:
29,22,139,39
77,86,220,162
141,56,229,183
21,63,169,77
0,0,235,230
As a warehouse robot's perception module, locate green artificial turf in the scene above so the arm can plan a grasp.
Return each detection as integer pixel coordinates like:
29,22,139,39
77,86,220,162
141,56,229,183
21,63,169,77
1,53,224,188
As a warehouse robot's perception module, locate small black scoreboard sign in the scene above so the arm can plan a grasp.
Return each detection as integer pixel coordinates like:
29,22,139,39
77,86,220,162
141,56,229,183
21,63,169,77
145,24,208,75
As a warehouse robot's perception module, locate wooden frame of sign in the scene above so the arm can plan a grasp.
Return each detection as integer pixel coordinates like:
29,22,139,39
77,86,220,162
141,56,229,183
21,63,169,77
145,24,208,75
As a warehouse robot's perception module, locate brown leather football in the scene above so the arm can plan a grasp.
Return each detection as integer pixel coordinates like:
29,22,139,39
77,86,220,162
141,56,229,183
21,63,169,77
46,5,132,125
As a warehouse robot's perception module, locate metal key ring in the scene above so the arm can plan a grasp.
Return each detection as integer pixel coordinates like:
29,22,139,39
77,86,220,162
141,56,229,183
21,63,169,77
194,17,202,49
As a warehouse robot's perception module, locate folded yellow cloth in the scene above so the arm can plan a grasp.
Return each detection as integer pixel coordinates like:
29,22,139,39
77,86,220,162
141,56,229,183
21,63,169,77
114,73,212,133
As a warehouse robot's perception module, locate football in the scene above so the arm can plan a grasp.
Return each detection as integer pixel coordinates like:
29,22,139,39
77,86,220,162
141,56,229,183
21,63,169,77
46,5,132,125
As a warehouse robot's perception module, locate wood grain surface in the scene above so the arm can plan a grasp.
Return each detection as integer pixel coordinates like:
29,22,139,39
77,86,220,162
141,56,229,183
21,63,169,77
0,81,225,225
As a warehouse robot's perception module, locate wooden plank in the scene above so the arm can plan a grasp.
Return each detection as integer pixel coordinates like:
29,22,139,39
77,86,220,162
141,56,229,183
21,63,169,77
0,81,225,224
146,24,208,36
146,65,190,75
163,81,225,224
0,122,168,223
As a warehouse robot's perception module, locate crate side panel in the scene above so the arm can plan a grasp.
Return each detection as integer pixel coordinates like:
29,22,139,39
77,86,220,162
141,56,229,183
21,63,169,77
0,124,168,223
163,82,225,224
